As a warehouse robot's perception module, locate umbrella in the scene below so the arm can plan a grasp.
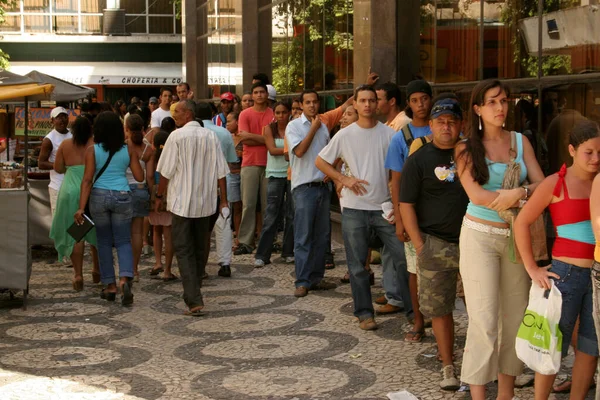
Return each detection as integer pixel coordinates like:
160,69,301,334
25,70,94,102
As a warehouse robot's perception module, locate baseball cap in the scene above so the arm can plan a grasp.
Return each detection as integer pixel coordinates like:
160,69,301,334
406,80,432,100
149,96,158,104
50,107,68,119
220,92,235,102
430,98,463,120
266,84,277,101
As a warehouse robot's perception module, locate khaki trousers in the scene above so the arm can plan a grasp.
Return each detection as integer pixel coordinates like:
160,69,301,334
238,166,267,248
459,224,530,385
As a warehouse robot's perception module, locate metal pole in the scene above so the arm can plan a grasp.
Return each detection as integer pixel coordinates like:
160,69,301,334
23,99,28,189
537,0,543,161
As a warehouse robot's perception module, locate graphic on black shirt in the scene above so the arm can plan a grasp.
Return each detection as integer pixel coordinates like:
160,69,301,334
433,158,456,182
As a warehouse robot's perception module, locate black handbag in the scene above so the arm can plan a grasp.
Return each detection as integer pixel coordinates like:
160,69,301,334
84,151,115,218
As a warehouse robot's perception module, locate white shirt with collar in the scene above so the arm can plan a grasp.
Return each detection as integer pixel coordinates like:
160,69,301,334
156,120,230,218
285,113,331,190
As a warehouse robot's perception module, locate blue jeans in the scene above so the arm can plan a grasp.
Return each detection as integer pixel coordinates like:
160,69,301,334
342,208,412,320
129,184,150,218
293,184,330,288
90,188,134,285
551,260,599,357
256,177,294,263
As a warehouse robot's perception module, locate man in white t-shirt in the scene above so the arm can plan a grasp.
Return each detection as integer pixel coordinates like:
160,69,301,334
316,86,412,331
150,87,173,128
38,106,73,216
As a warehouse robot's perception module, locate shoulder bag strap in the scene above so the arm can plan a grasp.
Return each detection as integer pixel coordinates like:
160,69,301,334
93,150,115,184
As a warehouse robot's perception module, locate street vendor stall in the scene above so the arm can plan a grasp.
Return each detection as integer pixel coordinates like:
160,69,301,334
0,69,54,307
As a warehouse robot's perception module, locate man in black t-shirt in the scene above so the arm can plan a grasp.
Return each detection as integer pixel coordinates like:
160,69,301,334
399,98,468,391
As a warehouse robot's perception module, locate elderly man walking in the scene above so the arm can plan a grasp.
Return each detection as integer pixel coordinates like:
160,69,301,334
155,100,229,316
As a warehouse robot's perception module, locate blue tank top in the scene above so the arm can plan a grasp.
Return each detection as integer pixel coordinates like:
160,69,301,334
465,132,528,223
93,144,131,191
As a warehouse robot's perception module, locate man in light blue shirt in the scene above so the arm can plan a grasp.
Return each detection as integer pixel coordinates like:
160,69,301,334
285,90,336,297
197,102,238,278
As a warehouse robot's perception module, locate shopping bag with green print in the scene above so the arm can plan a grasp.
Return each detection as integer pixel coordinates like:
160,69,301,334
515,280,563,375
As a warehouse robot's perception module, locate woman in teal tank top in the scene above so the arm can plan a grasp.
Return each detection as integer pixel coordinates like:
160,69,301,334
454,79,545,400
75,112,144,306
50,116,100,291
254,102,294,267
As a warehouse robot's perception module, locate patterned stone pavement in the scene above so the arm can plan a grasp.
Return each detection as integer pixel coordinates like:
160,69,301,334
0,240,593,399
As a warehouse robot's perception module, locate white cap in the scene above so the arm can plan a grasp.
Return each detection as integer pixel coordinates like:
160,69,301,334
50,107,68,119
266,84,277,101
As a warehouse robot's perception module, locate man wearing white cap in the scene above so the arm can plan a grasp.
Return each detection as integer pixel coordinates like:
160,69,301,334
266,84,277,108
213,92,235,128
38,106,73,216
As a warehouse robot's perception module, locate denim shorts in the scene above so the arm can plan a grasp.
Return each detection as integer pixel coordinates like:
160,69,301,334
129,184,150,218
226,173,241,203
550,260,599,357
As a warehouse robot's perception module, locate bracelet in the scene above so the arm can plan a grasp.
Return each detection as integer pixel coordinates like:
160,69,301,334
523,185,530,200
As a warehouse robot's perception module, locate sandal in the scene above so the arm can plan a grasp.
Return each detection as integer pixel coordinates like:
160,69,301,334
341,272,350,283
100,289,116,302
325,261,335,270
404,330,425,343
72,277,84,292
552,376,571,393
149,266,164,276
121,281,134,306
162,273,179,282
184,306,204,317
91,271,101,284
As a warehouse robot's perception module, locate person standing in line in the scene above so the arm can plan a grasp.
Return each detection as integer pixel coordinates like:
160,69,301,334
51,116,100,291
254,101,293,268
155,100,229,316
148,97,159,114
197,102,239,278
241,92,253,111
226,111,244,249
125,114,153,282
75,112,145,306
291,98,303,120
234,82,273,255
213,92,235,128
516,119,600,400
399,98,467,389
176,82,194,102
286,89,339,297
315,85,405,330
151,87,174,129
588,149,600,400
39,107,73,217
455,79,544,400
381,80,433,329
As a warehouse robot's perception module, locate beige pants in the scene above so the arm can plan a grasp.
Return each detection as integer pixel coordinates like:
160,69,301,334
238,166,267,248
49,187,59,217
459,224,530,385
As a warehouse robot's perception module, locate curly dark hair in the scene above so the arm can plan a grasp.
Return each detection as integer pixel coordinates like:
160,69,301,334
93,111,125,154
71,116,93,147
126,114,145,145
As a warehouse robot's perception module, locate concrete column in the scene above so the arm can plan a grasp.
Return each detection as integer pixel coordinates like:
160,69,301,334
242,0,272,89
183,0,208,98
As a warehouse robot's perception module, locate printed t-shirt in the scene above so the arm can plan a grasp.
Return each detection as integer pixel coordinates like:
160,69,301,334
399,143,469,243
319,121,395,211
238,107,274,167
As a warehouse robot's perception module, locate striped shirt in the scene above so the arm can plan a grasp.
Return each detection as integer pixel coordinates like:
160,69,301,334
156,121,230,218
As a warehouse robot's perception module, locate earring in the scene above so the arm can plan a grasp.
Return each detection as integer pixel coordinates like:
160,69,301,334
478,115,482,130
502,121,506,128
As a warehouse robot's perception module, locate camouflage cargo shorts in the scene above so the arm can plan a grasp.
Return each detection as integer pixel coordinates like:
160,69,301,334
417,233,460,318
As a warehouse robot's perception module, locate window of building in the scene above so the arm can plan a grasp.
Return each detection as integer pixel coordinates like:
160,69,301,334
2,0,181,34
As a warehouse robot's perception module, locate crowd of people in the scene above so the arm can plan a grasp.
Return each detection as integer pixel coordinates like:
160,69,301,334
42,72,600,399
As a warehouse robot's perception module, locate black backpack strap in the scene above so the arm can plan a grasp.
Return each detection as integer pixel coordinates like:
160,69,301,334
419,136,427,146
401,124,414,148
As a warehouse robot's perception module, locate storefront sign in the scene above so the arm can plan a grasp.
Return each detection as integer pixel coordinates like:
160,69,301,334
14,107,80,137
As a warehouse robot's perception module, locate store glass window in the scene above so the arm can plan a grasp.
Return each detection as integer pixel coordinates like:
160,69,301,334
53,0,77,13
81,0,105,13
23,0,49,13
1,16,22,32
54,15,78,33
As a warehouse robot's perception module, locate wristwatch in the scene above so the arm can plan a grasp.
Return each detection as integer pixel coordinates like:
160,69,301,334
523,185,530,200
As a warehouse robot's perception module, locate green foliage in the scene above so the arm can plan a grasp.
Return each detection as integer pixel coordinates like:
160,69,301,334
0,0,15,68
271,0,353,94
500,0,573,77
171,0,182,19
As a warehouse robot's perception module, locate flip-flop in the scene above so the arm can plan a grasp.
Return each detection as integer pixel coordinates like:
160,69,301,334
404,330,425,343
184,307,204,317
552,376,571,393
149,267,164,276
162,274,179,282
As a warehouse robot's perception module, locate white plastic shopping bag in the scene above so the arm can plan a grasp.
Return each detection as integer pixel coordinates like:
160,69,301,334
515,281,563,375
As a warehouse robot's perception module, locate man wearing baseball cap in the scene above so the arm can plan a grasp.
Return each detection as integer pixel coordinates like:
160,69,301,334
213,92,235,128
266,84,277,107
148,96,159,113
38,106,73,216
399,97,468,391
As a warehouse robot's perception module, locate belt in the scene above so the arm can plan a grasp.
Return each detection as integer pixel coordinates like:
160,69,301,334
298,181,328,188
130,183,147,190
462,217,510,237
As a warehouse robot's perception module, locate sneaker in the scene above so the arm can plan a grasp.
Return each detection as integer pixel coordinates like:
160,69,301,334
254,259,265,268
358,317,378,331
440,365,460,391
294,286,308,297
374,295,388,305
285,256,295,263
142,245,152,255
309,280,337,290
233,244,252,255
376,303,403,315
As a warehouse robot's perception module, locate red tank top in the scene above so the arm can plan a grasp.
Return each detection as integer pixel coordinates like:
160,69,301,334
548,164,595,259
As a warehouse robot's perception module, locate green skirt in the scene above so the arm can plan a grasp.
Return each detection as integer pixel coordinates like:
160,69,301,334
49,165,97,261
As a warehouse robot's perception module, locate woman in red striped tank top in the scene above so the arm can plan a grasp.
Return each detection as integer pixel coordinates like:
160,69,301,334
515,119,600,399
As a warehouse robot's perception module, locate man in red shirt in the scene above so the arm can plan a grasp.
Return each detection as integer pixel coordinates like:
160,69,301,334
234,82,274,254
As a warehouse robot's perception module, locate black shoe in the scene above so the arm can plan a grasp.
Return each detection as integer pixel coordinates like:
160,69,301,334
310,280,337,291
218,265,231,277
100,289,116,302
121,281,134,306
369,271,375,286
233,244,252,255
